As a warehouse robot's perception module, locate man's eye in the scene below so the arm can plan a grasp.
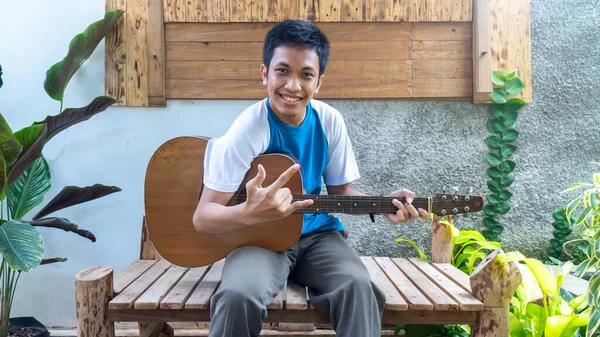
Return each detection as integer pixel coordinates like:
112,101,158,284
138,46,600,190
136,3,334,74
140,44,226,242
276,69,287,73
303,73,314,78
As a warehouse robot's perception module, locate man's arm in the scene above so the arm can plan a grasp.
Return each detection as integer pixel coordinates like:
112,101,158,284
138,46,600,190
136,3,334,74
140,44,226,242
326,183,428,224
193,164,314,235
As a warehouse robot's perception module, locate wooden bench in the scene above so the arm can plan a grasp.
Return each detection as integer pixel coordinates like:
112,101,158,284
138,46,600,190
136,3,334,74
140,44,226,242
75,216,521,337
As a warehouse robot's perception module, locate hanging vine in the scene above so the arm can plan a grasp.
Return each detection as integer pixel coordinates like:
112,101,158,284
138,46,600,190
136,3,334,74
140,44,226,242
482,69,526,242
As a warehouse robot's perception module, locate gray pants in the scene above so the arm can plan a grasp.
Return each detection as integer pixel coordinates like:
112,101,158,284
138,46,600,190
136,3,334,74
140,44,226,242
208,230,386,337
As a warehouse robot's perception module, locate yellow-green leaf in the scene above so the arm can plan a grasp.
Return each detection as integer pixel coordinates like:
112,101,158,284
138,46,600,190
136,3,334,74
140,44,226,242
524,258,558,297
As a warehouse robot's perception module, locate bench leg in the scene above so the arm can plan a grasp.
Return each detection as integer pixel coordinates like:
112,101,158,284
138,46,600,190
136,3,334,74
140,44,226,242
139,322,174,337
469,250,522,337
75,266,115,337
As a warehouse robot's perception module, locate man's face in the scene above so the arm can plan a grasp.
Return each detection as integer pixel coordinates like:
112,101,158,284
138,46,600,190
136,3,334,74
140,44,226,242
261,46,324,126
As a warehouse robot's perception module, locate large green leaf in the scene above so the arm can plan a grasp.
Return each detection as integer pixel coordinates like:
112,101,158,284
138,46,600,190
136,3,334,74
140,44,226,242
7,157,51,220
492,88,508,104
500,160,517,173
13,124,46,157
545,315,588,337
34,96,118,144
587,310,600,337
485,135,502,149
7,124,47,187
486,152,502,166
500,174,515,188
488,167,503,179
0,151,6,201
492,71,507,86
0,220,43,272
506,77,525,96
524,258,558,297
44,10,125,101
502,128,519,142
501,144,517,158
488,119,505,133
0,113,23,168
498,190,513,201
29,217,96,242
33,184,121,220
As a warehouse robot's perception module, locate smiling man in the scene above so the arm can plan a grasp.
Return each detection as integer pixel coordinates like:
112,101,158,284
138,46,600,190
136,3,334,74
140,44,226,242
192,20,429,337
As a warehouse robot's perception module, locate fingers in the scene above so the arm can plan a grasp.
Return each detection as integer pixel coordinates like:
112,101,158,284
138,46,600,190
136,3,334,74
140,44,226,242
264,164,300,196
391,198,426,224
246,164,266,190
288,199,314,213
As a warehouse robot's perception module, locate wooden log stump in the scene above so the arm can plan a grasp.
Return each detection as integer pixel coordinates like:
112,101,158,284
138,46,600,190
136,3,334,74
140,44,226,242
469,250,522,337
76,266,115,337
432,215,453,263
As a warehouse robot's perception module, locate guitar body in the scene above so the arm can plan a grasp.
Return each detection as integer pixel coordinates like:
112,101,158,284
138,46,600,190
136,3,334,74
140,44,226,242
144,136,304,267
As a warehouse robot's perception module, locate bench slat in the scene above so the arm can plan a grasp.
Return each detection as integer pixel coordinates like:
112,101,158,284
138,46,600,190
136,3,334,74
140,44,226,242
267,281,284,310
114,260,158,294
160,266,210,309
374,257,433,310
110,259,172,309
391,258,458,310
409,258,482,311
361,257,408,311
185,260,224,309
135,265,188,309
433,263,473,294
285,281,308,310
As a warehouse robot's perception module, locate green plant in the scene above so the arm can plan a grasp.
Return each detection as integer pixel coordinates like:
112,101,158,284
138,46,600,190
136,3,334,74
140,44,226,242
547,208,574,262
509,260,590,337
395,216,501,275
562,163,600,277
482,70,526,242
0,10,124,337
587,272,599,337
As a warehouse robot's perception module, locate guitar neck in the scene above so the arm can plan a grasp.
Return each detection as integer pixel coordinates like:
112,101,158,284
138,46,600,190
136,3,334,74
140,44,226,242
290,195,430,214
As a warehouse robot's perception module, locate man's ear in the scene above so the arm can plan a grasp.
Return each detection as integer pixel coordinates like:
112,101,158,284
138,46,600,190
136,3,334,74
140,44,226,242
260,64,268,86
315,74,325,93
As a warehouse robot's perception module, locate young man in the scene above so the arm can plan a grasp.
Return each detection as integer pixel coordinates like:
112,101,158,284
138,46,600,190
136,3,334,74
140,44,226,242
193,20,429,337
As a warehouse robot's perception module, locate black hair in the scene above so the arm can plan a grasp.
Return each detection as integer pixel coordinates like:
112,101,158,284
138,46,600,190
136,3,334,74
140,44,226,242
263,20,330,76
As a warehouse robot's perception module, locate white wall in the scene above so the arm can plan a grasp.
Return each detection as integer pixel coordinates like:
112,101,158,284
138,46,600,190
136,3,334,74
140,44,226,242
0,0,255,327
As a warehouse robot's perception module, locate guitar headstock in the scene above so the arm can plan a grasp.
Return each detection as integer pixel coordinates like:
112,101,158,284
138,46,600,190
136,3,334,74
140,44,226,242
431,193,483,216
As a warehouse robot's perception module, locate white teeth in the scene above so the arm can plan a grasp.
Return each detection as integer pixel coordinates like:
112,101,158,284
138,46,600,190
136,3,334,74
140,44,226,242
281,95,301,102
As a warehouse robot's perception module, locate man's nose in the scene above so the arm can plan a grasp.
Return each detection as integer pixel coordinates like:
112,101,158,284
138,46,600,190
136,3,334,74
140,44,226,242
285,76,301,91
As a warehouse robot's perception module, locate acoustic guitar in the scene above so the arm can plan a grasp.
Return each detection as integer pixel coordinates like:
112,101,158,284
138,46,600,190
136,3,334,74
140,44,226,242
144,136,483,267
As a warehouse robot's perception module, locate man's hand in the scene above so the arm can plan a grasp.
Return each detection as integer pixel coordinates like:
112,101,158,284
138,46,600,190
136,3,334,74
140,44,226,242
242,163,314,225
385,189,429,224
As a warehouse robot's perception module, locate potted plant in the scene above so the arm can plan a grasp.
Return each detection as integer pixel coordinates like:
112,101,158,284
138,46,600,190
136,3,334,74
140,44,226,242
0,9,124,337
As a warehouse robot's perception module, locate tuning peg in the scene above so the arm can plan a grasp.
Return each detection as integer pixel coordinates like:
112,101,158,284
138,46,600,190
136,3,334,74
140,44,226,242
464,186,473,195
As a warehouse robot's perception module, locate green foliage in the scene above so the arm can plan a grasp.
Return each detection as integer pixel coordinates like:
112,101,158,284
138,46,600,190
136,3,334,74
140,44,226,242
561,163,600,279
394,324,470,337
509,261,590,337
0,10,124,336
483,70,526,242
547,209,574,262
587,272,600,337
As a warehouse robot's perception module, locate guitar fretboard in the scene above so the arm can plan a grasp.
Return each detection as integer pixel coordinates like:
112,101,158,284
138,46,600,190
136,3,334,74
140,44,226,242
289,195,430,214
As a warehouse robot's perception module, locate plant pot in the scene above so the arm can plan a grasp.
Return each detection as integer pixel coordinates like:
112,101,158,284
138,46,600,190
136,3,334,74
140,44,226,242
8,317,49,337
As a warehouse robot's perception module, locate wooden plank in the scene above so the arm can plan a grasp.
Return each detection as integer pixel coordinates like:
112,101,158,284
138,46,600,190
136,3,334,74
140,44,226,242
411,40,472,60
147,0,166,107
383,0,408,22
327,60,412,79
299,0,319,21
267,282,285,310
185,0,207,21
230,0,251,21
166,40,410,61
408,0,426,21
285,0,301,20
365,0,384,21
492,0,532,102
426,0,443,21
319,0,341,21
110,259,172,309
413,60,471,79
409,258,483,310
126,0,149,106
391,258,458,310
373,257,433,310
185,260,225,309
165,22,411,42
461,0,472,21
160,266,210,309
163,0,178,22
361,257,408,310
433,263,473,294
341,0,363,21
114,260,158,294
167,79,267,99
473,0,492,103
412,78,472,97
252,0,286,21
207,0,228,22
318,77,412,98
413,22,471,40
107,308,477,324
135,266,188,309
285,282,308,310
105,0,127,105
